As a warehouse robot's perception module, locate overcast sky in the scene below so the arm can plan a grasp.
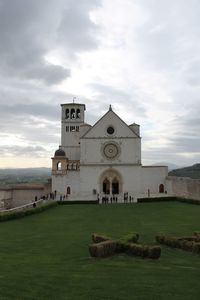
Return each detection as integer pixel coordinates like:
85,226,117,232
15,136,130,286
0,0,200,168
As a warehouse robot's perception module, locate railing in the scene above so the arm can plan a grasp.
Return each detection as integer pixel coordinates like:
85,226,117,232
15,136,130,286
0,198,54,214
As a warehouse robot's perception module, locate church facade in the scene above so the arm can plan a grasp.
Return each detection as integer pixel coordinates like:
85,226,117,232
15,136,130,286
52,103,168,201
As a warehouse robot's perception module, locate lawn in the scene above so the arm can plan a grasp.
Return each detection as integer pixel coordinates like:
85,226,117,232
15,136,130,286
0,202,200,300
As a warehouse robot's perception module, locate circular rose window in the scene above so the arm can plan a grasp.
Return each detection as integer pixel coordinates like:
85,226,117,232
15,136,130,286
107,126,115,134
103,143,119,159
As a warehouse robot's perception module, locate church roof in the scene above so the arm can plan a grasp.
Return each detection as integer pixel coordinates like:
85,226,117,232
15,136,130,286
81,106,140,139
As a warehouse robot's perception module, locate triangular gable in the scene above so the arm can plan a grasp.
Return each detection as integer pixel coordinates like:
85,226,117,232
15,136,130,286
81,109,140,139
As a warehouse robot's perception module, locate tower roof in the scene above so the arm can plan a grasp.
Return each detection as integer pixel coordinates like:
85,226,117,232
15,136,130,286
54,149,66,157
61,103,86,110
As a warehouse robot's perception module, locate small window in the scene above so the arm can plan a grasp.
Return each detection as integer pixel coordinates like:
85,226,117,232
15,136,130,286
159,184,164,193
70,126,76,132
76,126,79,132
66,126,69,132
67,186,71,194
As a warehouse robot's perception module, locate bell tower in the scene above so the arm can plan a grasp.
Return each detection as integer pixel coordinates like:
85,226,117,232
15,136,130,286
60,103,86,160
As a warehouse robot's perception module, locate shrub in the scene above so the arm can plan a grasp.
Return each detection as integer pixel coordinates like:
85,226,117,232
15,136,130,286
57,200,98,205
89,240,118,257
125,243,161,259
156,233,200,255
148,246,161,259
116,241,130,253
194,232,200,237
0,202,57,222
177,198,200,205
180,240,195,252
155,235,165,244
193,243,200,254
120,232,139,244
137,197,176,203
92,233,111,243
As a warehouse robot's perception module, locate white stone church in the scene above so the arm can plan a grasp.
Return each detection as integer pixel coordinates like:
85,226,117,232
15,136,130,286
52,102,168,201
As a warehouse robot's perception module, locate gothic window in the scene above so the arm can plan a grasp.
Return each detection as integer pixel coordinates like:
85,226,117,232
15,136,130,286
159,184,164,193
76,108,80,118
71,108,75,119
57,162,62,171
67,186,71,194
65,109,69,119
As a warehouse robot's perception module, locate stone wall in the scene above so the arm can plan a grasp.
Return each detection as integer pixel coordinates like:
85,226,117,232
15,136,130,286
167,176,200,200
0,181,51,209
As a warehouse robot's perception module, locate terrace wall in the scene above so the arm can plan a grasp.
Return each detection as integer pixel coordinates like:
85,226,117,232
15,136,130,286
166,176,200,201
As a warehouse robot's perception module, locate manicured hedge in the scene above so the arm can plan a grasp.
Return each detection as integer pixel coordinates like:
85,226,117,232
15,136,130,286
118,242,161,259
119,232,139,243
0,201,57,222
156,234,200,254
137,197,176,203
92,233,111,243
89,232,161,259
177,198,200,205
137,197,200,205
89,240,118,257
57,200,98,205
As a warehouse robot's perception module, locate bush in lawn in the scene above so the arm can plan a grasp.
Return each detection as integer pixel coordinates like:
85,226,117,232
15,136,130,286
178,236,200,242
180,240,195,252
193,232,200,241
0,202,57,222
192,242,200,254
194,231,200,236
89,240,118,257
120,232,139,244
156,234,200,254
92,233,111,243
155,235,165,244
125,244,148,258
148,246,161,259
156,235,181,248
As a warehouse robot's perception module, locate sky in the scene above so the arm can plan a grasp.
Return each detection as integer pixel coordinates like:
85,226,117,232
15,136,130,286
0,0,200,169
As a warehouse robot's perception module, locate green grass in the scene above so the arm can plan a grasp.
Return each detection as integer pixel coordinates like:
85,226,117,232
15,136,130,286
0,202,200,300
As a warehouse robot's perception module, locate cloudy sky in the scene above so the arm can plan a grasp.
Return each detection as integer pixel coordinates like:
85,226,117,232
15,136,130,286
0,0,200,168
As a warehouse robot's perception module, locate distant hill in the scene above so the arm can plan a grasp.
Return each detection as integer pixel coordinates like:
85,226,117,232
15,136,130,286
0,168,51,186
169,164,200,179
153,162,179,171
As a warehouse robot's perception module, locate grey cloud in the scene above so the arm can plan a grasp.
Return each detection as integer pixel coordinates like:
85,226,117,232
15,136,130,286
0,0,70,85
0,145,47,157
88,83,146,120
57,0,101,55
0,0,101,85
136,0,200,71
182,61,200,86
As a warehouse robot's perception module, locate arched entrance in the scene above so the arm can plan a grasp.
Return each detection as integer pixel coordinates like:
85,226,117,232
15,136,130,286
100,169,122,195
112,177,119,194
103,178,110,194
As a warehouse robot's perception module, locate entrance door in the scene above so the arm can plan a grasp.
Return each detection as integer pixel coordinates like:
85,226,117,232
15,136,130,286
112,177,119,194
103,178,110,194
